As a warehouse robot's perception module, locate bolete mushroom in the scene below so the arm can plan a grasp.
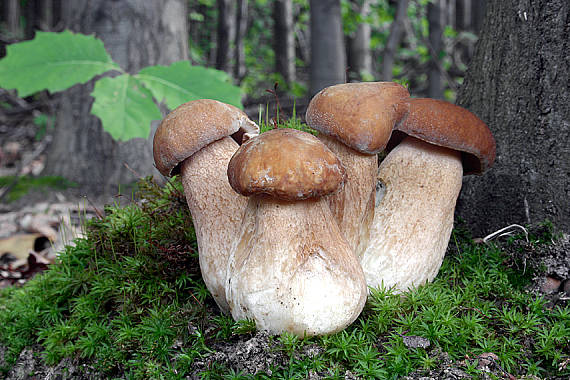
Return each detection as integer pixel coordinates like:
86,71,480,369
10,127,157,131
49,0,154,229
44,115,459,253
305,82,410,257
153,99,259,313
225,128,367,336
361,98,496,292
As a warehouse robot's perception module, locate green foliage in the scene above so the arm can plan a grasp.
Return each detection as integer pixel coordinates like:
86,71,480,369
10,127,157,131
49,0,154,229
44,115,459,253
0,31,119,97
0,31,242,141
0,175,77,202
91,75,161,141
136,61,242,110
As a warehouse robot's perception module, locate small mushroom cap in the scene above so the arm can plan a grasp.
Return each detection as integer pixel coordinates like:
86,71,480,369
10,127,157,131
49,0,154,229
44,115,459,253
153,99,259,177
305,82,410,154
387,98,496,175
227,128,346,201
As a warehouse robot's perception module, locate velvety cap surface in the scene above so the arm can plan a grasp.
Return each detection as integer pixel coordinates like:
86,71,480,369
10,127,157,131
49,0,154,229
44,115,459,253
153,99,259,177
389,98,496,174
305,82,410,154
227,128,346,201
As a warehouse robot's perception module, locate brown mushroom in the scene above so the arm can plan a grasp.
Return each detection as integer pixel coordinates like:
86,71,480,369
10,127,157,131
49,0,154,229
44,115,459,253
225,128,367,336
153,99,259,313
305,82,410,257
361,98,496,292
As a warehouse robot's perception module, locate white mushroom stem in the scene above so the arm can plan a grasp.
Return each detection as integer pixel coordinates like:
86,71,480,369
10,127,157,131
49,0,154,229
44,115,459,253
180,136,248,313
319,135,377,258
226,197,367,336
361,136,463,293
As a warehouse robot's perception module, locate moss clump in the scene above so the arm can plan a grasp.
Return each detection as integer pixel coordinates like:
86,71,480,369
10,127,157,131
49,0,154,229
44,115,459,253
0,176,569,379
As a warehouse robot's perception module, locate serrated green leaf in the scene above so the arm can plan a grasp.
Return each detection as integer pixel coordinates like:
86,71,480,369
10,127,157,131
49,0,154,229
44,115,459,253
0,30,120,97
136,61,242,110
91,75,161,141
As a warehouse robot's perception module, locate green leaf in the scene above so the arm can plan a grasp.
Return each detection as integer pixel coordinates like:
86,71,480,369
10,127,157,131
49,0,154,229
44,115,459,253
0,30,120,97
136,61,242,110
91,75,161,141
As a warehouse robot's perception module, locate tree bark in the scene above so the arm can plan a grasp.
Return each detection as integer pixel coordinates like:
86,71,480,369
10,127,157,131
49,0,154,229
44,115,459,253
216,0,236,74
456,0,570,235
3,0,22,39
381,0,409,81
44,0,188,196
427,0,444,99
347,0,373,81
274,0,296,85
309,0,346,96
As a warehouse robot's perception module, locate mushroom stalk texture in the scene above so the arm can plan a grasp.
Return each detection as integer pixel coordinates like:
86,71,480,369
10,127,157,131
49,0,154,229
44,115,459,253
361,136,463,292
318,135,376,258
226,197,367,336
179,136,247,312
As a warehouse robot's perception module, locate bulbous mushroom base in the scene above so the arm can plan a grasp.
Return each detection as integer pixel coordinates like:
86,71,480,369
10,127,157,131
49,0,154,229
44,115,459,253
226,197,367,336
362,137,463,293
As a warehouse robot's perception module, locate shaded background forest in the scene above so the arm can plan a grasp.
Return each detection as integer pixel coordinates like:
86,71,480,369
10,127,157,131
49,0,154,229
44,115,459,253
0,0,486,106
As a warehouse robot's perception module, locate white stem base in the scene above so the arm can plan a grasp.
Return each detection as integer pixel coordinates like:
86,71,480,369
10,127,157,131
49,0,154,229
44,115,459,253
226,197,367,336
361,137,463,293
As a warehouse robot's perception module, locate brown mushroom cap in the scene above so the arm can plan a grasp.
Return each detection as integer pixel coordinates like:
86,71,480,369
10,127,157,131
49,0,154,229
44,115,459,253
153,99,259,177
387,98,496,175
227,128,346,201
305,82,410,154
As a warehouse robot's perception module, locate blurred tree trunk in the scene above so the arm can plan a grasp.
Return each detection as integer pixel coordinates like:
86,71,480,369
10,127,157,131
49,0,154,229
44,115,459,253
3,0,22,39
381,0,408,81
309,0,346,96
216,0,236,74
234,0,247,82
274,0,296,86
347,0,372,81
472,0,487,33
427,0,444,99
456,0,570,235
456,0,471,30
44,0,188,196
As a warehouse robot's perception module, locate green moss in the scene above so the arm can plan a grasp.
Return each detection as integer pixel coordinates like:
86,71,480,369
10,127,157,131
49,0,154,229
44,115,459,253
0,175,77,202
0,175,568,379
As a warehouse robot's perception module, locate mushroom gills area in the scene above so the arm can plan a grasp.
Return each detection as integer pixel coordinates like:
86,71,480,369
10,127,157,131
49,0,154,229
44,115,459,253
319,135,377,258
180,136,248,313
361,136,463,293
226,197,367,336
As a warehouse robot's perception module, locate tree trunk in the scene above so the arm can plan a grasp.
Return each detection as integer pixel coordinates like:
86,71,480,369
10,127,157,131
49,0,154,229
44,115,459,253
274,0,296,85
3,0,22,39
347,0,373,81
309,0,346,96
234,0,248,83
472,0,487,33
427,0,444,99
456,0,472,31
216,0,236,74
456,0,570,235
44,0,188,196
381,0,409,81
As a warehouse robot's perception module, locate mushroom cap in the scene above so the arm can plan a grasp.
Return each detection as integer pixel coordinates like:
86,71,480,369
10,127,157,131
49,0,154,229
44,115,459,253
153,99,259,177
227,128,346,201
305,82,410,154
387,98,496,175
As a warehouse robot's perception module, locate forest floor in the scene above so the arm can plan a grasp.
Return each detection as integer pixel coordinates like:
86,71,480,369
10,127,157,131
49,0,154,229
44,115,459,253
1,90,569,379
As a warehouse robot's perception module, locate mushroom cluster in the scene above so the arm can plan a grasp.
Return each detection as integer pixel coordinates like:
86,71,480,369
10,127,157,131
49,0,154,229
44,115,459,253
153,87,495,336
